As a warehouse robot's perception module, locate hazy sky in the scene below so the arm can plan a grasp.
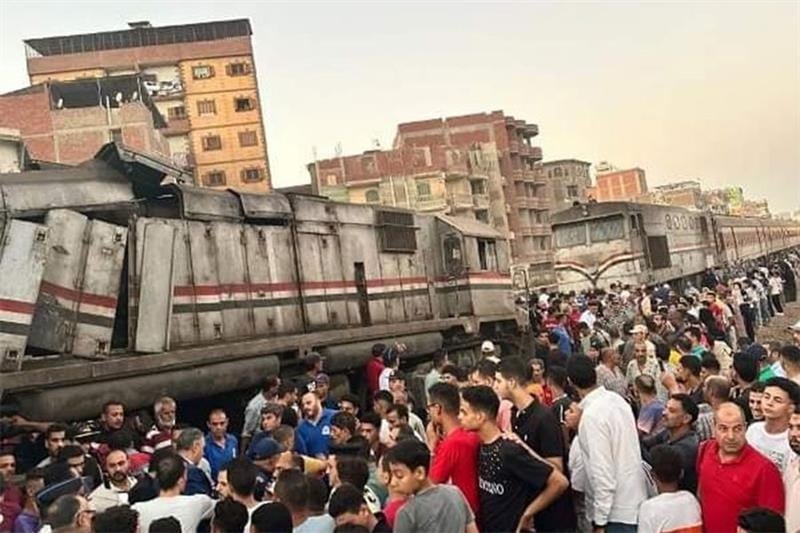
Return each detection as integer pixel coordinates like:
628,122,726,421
1,1,798,212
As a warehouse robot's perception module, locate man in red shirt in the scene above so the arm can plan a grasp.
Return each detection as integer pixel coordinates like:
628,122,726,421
365,343,386,399
696,402,784,532
426,382,480,515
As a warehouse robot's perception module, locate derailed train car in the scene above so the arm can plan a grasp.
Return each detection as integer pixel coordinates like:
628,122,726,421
0,144,517,421
552,201,800,292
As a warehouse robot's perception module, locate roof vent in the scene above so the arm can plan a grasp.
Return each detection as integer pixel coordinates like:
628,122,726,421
127,21,152,29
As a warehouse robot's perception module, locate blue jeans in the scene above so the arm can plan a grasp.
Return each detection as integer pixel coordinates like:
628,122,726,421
606,523,637,533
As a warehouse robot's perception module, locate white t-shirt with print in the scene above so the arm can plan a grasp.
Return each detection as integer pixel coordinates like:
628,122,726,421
745,422,793,473
637,490,702,533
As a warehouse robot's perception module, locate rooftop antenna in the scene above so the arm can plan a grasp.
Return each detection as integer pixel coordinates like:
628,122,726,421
334,142,342,157
372,138,381,149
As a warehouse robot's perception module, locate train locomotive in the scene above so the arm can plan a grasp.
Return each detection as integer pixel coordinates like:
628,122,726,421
551,201,800,292
0,143,518,421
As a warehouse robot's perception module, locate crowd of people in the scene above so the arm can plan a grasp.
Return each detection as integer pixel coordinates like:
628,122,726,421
0,252,799,533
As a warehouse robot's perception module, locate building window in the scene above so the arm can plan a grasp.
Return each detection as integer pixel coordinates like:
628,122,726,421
416,182,431,197
202,135,222,151
477,239,498,271
197,99,216,115
234,97,256,112
203,170,226,187
554,167,563,177
241,167,264,182
238,130,258,147
226,62,251,76
365,189,380,203
167,105,186,119
567,185,579,198
192,65,215,79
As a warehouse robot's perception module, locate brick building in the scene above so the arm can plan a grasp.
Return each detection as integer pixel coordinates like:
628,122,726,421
0,76,169,165
593,166,648,202
650,180,703,209
308,111,554,274
22,19,270,192
539,159,592,213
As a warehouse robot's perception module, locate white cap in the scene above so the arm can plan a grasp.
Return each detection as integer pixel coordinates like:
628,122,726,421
787,320,800,332
481,340,495,353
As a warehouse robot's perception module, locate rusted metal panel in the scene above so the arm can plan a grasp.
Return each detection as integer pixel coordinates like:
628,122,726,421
241,226,303,336
213,222,255,340
0,161,134,217
28,210,126,358
169,184,242,222
296,233,328,328
0,219,48,372
234,192,292,221
135,221,176,353
172,221,225,346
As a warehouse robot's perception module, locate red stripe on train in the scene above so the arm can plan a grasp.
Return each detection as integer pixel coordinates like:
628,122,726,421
0,298,36,315
39,281,118,309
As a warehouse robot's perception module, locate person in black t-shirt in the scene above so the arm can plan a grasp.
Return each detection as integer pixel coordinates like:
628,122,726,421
495,358,577,531
459,385,568,533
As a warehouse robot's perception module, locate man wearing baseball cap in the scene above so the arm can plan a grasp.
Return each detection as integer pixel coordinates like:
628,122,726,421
246,437,286,500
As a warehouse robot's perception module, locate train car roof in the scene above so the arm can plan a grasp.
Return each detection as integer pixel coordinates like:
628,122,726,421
437,214,504,239
550,201,695,224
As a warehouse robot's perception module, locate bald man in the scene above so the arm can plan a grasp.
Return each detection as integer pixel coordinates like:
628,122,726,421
696,403,784,532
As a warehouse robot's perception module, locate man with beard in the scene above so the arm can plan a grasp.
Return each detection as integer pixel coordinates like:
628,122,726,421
88,449,138,511
142,396,178,454
783,405,800,533
297,389,337,459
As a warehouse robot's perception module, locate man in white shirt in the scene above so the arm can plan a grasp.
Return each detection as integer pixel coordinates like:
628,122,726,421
579,300,599,330
783,407,800,533
567,355,648,531
638,445,702,533
88,449,137,512
132,452,214,533
745,377,799,473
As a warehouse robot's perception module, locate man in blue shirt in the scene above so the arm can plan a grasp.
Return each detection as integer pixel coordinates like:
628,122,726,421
552,313,573,357
204,409,238,482
297,388,337,458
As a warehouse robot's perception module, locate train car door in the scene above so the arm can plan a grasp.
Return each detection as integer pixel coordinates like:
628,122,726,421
354,262,371,326
134,221,176,353
441,233,470,316
0,218,48,372
28,210,126,359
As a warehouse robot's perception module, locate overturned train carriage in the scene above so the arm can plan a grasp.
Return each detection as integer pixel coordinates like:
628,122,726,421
551,202,800,292
0,144,517,421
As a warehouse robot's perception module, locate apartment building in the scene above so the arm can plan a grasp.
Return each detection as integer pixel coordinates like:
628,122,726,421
22,19,270,191
308,111,553,273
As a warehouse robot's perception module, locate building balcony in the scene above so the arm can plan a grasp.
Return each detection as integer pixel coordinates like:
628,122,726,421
508,139,520,153
516,196,548,210
517,224,551,237
529,146,543,161
519,143,530,157
524,123,539,138
472,194,490,209
511,169,525,182
445,164,470,178
415,196,448,212
448,193,474,210
162,117,190,136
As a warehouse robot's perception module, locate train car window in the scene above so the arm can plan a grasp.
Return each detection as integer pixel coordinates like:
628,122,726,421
665,215,672,230
477,239,498,271
376,210,417,253
681,216,688,229
589,216,625,243
648,236,671,269
553,222,587,248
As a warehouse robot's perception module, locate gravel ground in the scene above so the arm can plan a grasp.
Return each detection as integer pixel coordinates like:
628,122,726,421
755,300,800,344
